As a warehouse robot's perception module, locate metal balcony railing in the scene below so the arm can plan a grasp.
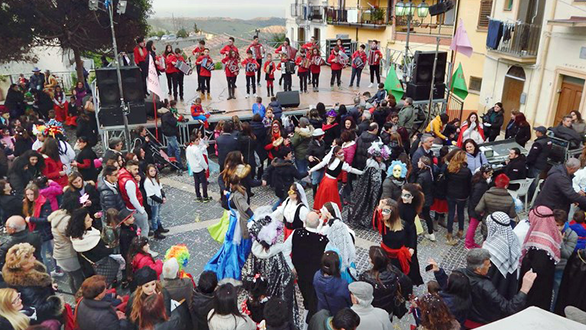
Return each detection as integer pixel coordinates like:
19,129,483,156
290,3,302,17
490,21,541,58
308,5,324,22
326,6,391,27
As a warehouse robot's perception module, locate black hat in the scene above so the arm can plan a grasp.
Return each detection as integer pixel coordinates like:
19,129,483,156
135,266,157,287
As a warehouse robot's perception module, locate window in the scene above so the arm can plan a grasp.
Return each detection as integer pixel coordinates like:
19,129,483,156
504,0,513,11
469,76,483,92
477,0,493,29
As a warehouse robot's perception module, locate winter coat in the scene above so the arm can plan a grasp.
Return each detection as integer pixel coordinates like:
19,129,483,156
291,126,313,161
322,122,340,146
28,197,54,242
98,177,125,213
503,155,527,181
351,304,392,330
131,252,163,278
238,135,258,168
468,180,489,220
398,105,416,132
216,133,240,170
0,230,42,268
415,169,434,207
504,120,518,140
269,100,283,119
263,158,306,199
126,289,172,329
557,227,578,271
207,310,256,330
2,261,64,323
515,124,531,147
76,298,129,330
445,167,472,200
190,289,214,330
313,270,351,316
359,267,399,315
42,156,68,187
250,121,268,161
354,131,379,170
306,138,327,168
381,177,404,201
8,168,33,198
463,267,527,324
162,277,194,308
411,146,433,170
434,268,470,326
159,108,179,137
483,108,504,140
475,187,517,219
526,136,551,171
535,164,586,214
466,152,487,174
551,124,582,149
49,210,77,261
0,194,23,222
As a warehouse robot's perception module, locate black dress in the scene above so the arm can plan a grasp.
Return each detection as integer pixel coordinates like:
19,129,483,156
76,146,100,182
382,222,423,285
487,261,519,300
519,249,556,310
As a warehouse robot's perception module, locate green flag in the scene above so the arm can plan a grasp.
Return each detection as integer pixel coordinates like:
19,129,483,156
451,63,468,100
384,64,404,100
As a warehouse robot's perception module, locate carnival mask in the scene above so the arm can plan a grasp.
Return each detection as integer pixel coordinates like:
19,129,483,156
381,208,392,217
401,191,413,204
392,165,403,179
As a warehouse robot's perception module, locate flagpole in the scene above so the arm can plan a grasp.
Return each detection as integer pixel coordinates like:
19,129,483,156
427,37,440,124
152,93,158,140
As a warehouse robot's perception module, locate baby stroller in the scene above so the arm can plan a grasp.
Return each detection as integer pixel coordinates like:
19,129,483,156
132,129,183,172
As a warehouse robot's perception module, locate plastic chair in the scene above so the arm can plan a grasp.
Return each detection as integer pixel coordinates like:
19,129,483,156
508,178,535,212
530,178,545,209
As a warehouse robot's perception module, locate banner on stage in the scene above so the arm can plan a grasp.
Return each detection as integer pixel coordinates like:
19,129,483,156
147,55,164,99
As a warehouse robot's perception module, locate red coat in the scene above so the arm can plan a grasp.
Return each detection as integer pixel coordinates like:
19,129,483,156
302,42,317,50
277,59,293,74
165,54,180,74
192,46,205,56
220,44,239,57
118,168,144,211
246,43,264,60
42,155,68,188
328,54,344,71
310,55,323,74
368,49,383,66
222,57,240,77
351,51,367,69
133,46,147,64
196,55,213,77
264,61,276,79
275,45,297,59
330,46,345,55
131,252,163,279
241,58,260,77
295,56,309,73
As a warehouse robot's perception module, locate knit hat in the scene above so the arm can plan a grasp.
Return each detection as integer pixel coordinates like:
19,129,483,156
348,281,374,303
135,266,157,286
162,258,179,280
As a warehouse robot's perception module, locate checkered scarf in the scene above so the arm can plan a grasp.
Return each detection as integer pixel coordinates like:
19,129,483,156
483,212,521,277
521,206,562,264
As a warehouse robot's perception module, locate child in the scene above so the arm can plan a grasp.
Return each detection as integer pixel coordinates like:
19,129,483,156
103,208,134,253
327,45,345,90
186,134,211,202
309,48,323,92
268,96,283,119
295,48,309,93
33,176,62,213
67,95,78,126
242,276,270,324
221,49,240,100
349,44,367,88
127,236,163,292
190,97,210,129
118,209,138,263
263,53,276,97
570,209,586,251
144,164,167,239
252,96,265,119
242,50,260,98
368,83,388,105
277,53,294,92
195,48,213,100
213,120,224,157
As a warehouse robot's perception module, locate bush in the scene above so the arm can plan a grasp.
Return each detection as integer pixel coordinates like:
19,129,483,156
214,62,223,70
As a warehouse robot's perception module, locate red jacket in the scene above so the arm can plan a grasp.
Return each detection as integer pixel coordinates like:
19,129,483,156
275,45,296,59
302,42,317,50
277,59,293,74
368,49,383,66
191,104,205,117
264,61,276,79
310,55,323,74
351,51,367,69
165,54,180,74
133,46,147,64
241,58,260,77
246,43,264,60
222,57,240,77
295,56,309,73
328,54,344,71
196,55,213,77
192,46,205,56
118,168,144,210
132,252,163,279
220,44,239,57
330,46,345,55
42,155,68,187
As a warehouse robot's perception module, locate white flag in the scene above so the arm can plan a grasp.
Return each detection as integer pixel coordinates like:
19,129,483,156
147,54,164,99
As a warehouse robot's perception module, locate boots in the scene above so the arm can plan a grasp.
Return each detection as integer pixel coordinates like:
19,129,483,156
154,228,166,239
207,93,211,100
446,233,457,246
270,86,274,97
267,87,271,97
456,230,464,239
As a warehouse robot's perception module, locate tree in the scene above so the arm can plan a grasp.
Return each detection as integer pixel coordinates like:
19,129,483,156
193,23,199,33
1,0,151,84
177,28,188,38
271,33,286,44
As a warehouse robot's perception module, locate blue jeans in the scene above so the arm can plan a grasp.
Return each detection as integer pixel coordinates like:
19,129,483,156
350,67,363,86
551,268,564,311
295,159,309,186
272,197,284,211
311,169,325,186
150,203,162,232
447,198,466,234
134,211,150,237
41,240,60,272
166,135,182,166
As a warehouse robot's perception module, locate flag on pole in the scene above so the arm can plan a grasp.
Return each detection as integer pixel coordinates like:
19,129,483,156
147,55,164,99
384,64,404,101
450,18,473,58
451,63,468,100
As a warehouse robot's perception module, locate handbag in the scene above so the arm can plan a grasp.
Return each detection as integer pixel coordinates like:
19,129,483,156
414,215,424,235
80,253,118,285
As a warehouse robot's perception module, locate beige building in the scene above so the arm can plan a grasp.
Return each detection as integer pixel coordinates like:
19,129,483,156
479,0,586,128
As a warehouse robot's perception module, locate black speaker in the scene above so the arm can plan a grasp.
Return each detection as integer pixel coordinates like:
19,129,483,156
412,51,448,85
98,103,147,127
276,91,300,108
406,83,446,101
95,66,145,107
429,0,454,16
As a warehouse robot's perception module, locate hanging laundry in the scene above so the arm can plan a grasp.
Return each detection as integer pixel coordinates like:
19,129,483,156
486,19,504,49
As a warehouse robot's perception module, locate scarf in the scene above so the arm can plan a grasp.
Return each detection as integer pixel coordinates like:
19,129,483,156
521,206,562,264
325,220,356,271
71,227,101,253
28,195,47,232
381,242,411,275
482,212,521,277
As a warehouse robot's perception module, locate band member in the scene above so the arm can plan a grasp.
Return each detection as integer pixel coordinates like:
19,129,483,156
220,37,239,59
368,40,383,87
275,38,297,87
133,37,148,96
295,49,310,93
330,38,345,55
277,53,295,92
163,44,174,95
222,49,240,100
192,40,206,92
196,48,214,100
165,48,185,101
302,36,318,51
264,53,276,97
309,48,324,92
242,50,260,98
246,35,265,88
327,46,345,90
349,44,367,88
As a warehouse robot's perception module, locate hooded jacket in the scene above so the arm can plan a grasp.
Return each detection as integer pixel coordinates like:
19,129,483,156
76,298,129,330
0,230,42,268
159,107,179,137
190,289,214,330
98,176,126,213
313,270,351,316
359,267,399,315
291,126,314,160
534,164,586,214
263,158,306,199
475,187,517,219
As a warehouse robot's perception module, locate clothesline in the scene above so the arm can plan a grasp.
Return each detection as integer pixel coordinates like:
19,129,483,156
486,16,523,25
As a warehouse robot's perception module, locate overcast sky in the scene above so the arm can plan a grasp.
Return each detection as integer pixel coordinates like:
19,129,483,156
151,0,287,19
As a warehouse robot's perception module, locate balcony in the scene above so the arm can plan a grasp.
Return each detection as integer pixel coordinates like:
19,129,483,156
308,5,324,22
291,4,325,23
290,4,302,18
487,21,541,63
326,6,391,29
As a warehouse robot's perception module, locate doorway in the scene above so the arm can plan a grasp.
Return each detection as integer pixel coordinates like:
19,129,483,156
553,75,584,125
298,28,306,47
501,65,526,123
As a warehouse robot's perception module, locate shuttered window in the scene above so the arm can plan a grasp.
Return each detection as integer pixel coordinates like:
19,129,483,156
469,76,483,92
477,0,493,29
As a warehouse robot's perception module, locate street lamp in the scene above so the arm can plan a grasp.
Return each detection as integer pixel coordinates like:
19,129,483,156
394,0,429,85
417,1,429,18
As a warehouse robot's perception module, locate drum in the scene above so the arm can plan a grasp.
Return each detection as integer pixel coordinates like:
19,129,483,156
175,60,193,75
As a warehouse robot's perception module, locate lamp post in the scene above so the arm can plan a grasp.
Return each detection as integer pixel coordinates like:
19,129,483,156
394,0,429,85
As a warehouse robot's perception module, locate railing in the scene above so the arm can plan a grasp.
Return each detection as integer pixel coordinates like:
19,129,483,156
446,91,464,121
290,3,302,17
308,5,324,22
5,70,85,93
326,6,392,26
395,16,455,36
489,21,541,58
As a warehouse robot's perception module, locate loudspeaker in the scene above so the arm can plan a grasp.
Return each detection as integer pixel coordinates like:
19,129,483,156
412,51,448,85
276,91,300,108
429,0,454,16
95,66,145,107
98,103,147,127
406,83,446,101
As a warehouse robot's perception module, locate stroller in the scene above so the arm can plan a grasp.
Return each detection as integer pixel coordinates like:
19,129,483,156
132,129,183,172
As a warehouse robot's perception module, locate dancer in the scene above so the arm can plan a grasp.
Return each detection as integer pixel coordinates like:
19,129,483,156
246,35,265,86
222,49,240,100
309,146,363,210
205,165,256,280
349,44,367,88
295,49,310,93
321,202,357,283
242,50,260,98
368,40,383,87
398,183,424,285
195,48,213,100
271,183,309,239
263,53,276,97
310,48,324,92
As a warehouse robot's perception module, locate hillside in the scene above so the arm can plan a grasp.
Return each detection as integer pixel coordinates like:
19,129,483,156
148,17,285,40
